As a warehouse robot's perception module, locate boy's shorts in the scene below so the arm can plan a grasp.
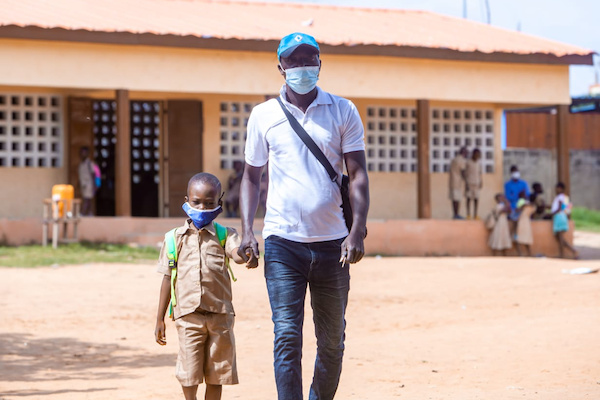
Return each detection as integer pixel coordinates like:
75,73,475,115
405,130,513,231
465,184,480,200
175,310,238,386
449,188,463,201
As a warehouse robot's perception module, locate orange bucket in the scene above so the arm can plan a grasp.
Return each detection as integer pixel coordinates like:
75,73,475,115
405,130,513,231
51,184,74,218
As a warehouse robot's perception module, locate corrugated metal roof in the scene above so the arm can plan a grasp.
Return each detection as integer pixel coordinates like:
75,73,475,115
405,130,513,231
0,0,594,60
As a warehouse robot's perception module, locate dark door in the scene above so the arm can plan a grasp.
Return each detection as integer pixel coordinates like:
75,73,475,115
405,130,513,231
130,101,160,217
166,100,203,217
91,99,117,216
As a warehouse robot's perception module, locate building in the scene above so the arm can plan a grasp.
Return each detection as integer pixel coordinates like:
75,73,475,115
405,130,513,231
0,0,594,252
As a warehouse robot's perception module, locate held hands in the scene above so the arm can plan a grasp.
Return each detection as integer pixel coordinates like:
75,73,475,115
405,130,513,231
155,320,166,346
238,234,259,269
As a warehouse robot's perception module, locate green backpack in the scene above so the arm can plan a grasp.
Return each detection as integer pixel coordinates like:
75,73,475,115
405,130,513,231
166,221,236,319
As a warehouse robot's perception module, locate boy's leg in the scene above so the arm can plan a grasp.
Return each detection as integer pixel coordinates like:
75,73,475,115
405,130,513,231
474,198,479,219
205,384,222,400
264,236,311,400
452,200,460,218
307,238,350,400
182,385,198,400
466,197,471,218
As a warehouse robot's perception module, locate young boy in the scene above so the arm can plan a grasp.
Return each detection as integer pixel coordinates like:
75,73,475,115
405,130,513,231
465,148,483,219
155,172,257,400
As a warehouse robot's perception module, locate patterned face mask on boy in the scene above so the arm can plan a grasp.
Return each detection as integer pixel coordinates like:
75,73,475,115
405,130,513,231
182,202,222,229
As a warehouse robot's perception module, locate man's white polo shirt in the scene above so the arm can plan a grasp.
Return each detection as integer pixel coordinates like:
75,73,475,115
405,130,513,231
245,86,365,243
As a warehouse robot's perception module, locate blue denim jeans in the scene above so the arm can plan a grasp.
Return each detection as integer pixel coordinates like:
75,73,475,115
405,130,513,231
264,235,350,400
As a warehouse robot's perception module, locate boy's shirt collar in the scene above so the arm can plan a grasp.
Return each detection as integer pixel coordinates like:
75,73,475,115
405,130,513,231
180,219,217,237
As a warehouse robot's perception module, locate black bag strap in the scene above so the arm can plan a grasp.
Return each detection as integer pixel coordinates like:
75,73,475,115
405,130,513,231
276,97,340,186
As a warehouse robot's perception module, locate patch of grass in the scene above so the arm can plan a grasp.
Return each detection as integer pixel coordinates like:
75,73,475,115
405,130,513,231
0,242,159,268
572,207,600,233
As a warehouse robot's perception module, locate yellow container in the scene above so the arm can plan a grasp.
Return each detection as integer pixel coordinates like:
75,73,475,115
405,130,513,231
51,184,74,218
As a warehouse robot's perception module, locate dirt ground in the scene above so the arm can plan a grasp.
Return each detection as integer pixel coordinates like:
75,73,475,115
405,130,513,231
1,234,599,400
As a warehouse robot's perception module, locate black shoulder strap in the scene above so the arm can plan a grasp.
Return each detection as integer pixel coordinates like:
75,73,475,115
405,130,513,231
276,97,339,185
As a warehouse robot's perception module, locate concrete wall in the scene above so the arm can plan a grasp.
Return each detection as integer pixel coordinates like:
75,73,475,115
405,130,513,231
503,148,600,210
0,217,573,258
0,38,570,104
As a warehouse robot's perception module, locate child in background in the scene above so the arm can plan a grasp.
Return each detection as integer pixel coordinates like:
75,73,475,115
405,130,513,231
154,172,257,400
488,193,512,256
515,190,534,256
465,148,483,220
551,182,578,259
529,182,549,220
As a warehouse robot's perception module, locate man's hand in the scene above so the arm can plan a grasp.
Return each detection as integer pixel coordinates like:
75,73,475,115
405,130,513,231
238,234,259,269
155,320,166,346
340,227,366,265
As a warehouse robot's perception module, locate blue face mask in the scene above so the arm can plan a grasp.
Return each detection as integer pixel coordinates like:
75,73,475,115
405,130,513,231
282,65,320,95
182,202,222,229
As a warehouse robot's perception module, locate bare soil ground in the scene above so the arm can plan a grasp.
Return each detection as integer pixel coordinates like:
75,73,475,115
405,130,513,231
1,234,599,400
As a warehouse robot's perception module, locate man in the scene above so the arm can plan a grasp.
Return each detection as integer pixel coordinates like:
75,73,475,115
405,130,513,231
504,164,530,221
238,32,369,400
448,147,468,219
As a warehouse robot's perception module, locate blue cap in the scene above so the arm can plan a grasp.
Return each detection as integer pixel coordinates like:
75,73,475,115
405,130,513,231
277,32,320,60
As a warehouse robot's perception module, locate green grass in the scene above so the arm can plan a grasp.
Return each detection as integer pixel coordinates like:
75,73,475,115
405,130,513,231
572,207,600,233
0,242,159,268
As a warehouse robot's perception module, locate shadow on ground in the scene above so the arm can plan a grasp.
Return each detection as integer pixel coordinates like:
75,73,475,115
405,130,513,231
575,245,600,260
0,388,113,398
0,332,175,385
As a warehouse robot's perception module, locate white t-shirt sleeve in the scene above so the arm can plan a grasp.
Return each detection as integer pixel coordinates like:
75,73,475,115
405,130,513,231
244,106,269,167
341,100,365,154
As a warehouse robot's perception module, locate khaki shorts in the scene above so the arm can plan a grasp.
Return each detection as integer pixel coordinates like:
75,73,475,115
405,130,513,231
449,188,463,201
175,310,238,386
465,184,480,200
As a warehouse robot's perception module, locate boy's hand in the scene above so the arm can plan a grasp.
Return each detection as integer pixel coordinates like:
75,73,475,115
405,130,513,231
245,248,259,269
155,320,166,345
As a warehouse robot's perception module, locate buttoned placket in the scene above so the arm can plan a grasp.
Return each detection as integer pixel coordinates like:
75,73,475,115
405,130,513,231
283,98,319,140
195,230,202,288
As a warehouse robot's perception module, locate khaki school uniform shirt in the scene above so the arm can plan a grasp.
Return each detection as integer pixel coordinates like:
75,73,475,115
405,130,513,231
157,220,241,319
465,159,482,186
449,155,467,190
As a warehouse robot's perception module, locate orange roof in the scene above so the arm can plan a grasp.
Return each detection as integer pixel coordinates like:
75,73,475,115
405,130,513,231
0,0,594,64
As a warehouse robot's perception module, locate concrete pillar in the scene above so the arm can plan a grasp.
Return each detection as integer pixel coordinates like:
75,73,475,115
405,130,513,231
115,89,131,217
416,99,431,219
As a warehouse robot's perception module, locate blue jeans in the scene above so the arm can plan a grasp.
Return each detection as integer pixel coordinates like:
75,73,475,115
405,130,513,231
264,235,350,400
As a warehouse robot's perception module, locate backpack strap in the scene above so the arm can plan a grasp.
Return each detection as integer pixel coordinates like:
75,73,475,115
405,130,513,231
213,221,237,282
164,227,178,319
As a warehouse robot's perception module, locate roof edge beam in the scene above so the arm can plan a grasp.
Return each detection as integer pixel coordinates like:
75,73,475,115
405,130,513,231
0,25,594,66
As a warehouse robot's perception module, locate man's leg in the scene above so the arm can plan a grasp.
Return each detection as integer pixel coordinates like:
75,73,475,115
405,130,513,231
307,238,350,400
264,236,310,400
